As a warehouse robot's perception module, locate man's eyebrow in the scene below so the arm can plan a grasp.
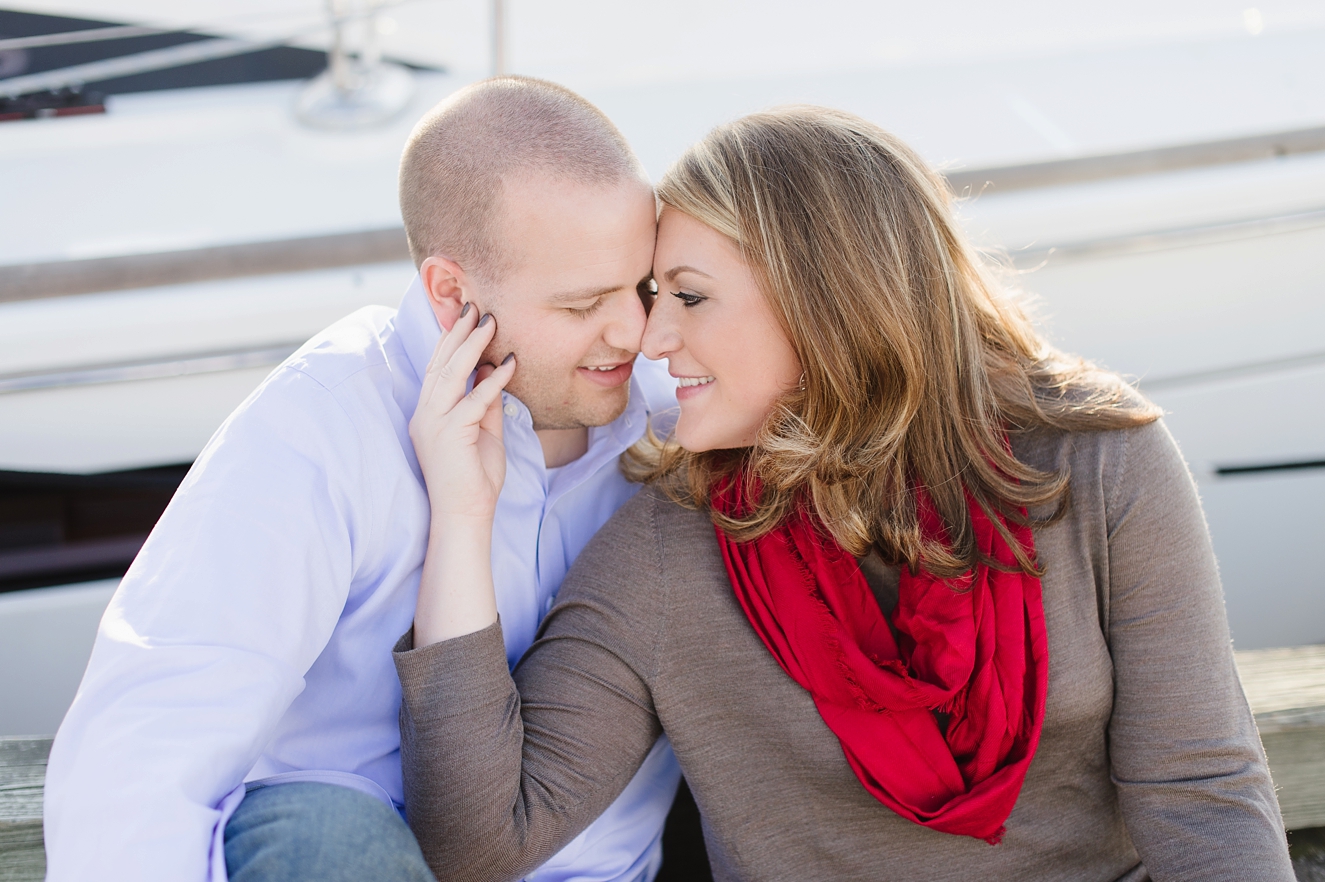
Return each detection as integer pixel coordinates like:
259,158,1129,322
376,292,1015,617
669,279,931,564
662,265,713,283
544,284,624,304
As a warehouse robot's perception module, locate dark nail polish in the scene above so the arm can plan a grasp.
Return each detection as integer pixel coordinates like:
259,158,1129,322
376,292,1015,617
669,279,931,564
501,352,515,366
460,302,472,319
478,313,494,328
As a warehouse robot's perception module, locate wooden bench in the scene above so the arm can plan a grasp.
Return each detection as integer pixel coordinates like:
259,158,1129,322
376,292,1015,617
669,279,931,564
2,646,1322,881
1235,644,1325,831
0,737,48,882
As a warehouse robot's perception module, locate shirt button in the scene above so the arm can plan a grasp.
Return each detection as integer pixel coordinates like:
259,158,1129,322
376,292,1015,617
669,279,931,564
504,403,518,417
544,596,554,613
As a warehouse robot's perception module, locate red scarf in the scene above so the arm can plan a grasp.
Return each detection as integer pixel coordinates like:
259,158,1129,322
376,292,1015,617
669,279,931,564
712,476,1048,844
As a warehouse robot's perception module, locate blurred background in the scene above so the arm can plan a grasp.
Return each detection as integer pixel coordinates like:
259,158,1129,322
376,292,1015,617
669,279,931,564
1,0,1323,736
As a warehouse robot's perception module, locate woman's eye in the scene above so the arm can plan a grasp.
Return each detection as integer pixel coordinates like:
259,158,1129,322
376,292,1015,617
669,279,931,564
672,290,705,308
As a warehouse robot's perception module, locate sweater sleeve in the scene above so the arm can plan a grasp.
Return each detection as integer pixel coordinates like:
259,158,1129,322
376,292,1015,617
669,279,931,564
395,492,666,882
1101,420,1294,880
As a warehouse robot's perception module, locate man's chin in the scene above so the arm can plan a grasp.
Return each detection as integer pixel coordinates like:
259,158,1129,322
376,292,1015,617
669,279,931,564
582,393,630,429
529,388,629,432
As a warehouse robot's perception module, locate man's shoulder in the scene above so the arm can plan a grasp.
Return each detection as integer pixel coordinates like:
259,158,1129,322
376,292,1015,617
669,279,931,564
207,304,409,458
282,305,401,391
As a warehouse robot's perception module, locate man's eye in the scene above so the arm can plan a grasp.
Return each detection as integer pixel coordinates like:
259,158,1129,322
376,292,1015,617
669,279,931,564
672,290,704,307
567,299,604,318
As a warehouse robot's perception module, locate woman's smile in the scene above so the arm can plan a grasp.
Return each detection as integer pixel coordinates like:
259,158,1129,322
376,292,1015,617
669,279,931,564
674,374,716,398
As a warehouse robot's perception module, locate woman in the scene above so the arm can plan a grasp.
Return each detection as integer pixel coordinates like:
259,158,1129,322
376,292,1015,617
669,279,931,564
397,107,1294,881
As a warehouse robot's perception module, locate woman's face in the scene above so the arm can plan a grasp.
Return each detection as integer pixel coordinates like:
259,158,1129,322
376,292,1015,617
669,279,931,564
644,208,802,452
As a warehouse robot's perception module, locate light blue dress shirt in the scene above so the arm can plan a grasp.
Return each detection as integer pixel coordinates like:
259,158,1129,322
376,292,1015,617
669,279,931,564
43,276,682,882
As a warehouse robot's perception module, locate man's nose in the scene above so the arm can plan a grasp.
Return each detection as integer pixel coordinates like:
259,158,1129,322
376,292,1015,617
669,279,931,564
641,299,681,361
602,287,648,354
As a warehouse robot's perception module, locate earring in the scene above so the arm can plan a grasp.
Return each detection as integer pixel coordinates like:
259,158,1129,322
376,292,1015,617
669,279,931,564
797,372,807,391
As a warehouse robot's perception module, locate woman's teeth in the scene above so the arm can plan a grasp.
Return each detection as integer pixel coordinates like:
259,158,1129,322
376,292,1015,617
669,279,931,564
677,376,715,388
585,365,617,371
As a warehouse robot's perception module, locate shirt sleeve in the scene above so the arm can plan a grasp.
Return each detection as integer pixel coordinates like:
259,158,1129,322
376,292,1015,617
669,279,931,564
42,367,376,882
1102,420,1295,880
395,495,667,882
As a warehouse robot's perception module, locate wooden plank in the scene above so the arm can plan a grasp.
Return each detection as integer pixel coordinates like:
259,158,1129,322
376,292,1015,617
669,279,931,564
1236,644,1325,831
945,124,1325,194
0,737,50,882
0,227,411,304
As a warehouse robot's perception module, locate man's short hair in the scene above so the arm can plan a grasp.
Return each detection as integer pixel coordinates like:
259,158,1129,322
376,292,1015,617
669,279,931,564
398,76,648,280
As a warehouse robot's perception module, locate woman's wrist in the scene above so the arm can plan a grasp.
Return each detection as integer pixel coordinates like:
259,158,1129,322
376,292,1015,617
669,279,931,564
428,505,498,538
414,517,500,647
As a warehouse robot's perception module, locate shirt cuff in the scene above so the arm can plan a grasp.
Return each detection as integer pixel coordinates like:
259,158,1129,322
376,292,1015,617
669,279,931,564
393,620,512,723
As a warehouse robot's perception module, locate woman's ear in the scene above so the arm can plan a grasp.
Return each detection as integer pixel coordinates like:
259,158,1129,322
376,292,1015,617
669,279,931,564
420,255,471,330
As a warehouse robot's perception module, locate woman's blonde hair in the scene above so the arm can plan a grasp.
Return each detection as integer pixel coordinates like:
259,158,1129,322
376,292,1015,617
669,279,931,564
625,106,1160,577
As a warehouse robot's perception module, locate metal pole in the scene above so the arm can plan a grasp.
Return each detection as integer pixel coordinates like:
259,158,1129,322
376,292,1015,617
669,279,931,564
492,0,506,76
327,0,350,92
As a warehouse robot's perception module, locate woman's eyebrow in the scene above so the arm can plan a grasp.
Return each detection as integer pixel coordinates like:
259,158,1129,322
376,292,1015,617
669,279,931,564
662,265,713,283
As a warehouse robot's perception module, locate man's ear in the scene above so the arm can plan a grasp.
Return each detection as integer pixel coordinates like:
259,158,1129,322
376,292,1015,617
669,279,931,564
420,255,472,331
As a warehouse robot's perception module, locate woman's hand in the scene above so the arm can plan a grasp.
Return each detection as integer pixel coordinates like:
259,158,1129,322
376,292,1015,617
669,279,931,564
409,306,516,524
408,306,517,646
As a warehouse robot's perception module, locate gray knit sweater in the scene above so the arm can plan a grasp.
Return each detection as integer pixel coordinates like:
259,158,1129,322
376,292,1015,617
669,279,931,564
395,420,1294,882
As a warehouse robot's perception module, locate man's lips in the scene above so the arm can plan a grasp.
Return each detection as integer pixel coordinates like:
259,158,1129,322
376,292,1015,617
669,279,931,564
577,360,633,388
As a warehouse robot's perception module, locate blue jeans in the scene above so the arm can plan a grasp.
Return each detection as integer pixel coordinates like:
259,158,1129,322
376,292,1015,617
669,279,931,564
224,782,435,882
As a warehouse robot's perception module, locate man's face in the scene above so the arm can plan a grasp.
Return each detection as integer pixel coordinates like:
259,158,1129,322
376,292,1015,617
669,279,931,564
477,174,657,431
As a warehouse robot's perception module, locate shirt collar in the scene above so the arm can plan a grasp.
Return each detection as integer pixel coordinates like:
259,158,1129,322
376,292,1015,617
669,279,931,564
396,273,442,390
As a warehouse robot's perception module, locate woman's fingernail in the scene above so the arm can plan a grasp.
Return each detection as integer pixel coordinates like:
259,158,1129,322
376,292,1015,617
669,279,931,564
501,352,515,366
460,302,472,319
478,313,494,328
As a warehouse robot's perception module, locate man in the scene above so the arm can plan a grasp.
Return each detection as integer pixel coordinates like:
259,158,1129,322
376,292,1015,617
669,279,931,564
43,76,681,882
